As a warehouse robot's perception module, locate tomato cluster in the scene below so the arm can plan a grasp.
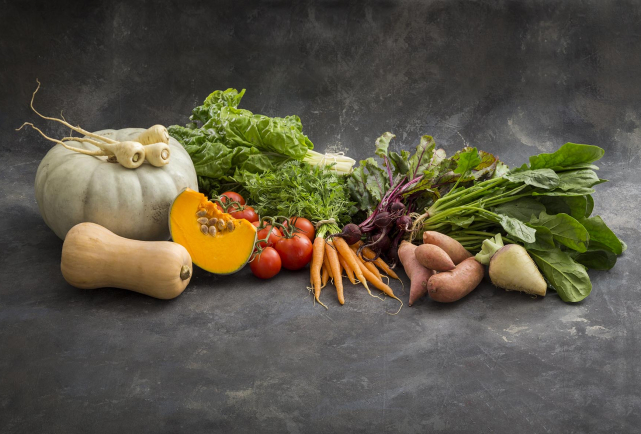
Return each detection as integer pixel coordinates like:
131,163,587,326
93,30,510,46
215,192,315,280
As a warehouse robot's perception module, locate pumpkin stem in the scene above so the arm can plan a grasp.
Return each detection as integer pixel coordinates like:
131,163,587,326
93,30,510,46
180,265,191,281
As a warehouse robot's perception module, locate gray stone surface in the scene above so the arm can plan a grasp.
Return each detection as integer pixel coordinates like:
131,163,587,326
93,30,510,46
1,0,640,432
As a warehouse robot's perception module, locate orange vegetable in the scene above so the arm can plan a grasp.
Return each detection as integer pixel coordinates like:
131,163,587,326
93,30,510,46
326,240,344,305
169,189,257,274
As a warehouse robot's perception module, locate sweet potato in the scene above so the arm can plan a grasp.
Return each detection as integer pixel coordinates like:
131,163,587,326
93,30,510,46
398,241,434,306
415,244,455,272
422,231,472,264
427,257,484,303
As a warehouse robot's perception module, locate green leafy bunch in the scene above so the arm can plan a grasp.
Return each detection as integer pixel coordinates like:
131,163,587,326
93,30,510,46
168,89,314,195
242,161,353,236
415,142,625,302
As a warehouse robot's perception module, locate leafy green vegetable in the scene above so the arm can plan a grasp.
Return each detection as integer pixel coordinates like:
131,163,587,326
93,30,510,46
580,216,624,255
530,211,589,253
504,169,559,189
415,142,621,302
529,249,592,302
556,169,605,191
496,214,537,243
493,197,546,221
570,248,618,270
536,195,587,220
169,88,315,194
529,142,604,170
243,161,353,230
453,148,482,176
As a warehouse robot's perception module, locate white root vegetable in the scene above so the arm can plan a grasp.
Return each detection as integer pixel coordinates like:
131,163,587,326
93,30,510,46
143,142,171,167
476,234,547,296
60,136,146,169
18,80,170,169
136,125,170,145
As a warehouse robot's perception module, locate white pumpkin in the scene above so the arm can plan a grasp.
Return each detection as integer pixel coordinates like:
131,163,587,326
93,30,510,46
35,128,198,241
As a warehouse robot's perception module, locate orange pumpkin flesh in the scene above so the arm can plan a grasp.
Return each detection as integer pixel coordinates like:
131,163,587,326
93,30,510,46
169,188,256,275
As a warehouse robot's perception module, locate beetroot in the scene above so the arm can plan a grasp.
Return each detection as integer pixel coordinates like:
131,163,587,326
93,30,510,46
333,223,362,245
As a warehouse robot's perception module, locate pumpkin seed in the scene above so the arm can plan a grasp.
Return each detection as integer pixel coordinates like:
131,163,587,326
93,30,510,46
196,210,208,217
208,226,217,236
196,217,209,225
200,224,208,235
217,220,226,231
208,218,218,226
226,221,234,231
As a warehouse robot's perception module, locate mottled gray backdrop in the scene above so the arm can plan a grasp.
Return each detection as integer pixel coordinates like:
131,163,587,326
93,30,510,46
1,1,640,433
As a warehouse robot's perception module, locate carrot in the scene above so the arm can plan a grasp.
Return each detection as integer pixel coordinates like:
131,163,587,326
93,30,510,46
324,248,334,279
350,245,382,281
326,240,344,305
311,237,326,306
334,237,368,290
355,259,403,307
322,262,329,287
352,241,399,280
337,253,356,284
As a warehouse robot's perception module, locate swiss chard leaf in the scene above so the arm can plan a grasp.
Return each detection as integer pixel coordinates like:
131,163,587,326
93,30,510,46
530,211,589,253
529,248,592,302
529,142,605,170
504,169,560,189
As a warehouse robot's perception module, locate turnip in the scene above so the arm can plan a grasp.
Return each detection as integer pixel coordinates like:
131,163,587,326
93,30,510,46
475,234,547,296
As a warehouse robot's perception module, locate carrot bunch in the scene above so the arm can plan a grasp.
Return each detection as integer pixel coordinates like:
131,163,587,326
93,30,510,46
310,227,402,309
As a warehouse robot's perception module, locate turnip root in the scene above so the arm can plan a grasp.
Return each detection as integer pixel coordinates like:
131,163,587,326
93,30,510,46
398,241,433,306
422,231,472,264
476,234,546,296
415,244,455,271
427,257,484,302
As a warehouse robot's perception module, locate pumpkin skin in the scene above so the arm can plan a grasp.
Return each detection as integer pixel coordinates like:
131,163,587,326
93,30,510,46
169,188,257,275
61,222,193,299
35,128,198,241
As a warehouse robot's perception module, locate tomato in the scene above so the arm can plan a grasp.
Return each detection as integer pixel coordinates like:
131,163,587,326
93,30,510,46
250,247,282,279
275,234,313,270
283,217,315,241
252,221,283,248
220,191,246,206
230,206,259,223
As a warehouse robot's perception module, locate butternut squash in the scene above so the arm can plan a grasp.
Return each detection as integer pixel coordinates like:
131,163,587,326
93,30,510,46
61,222,192,299
169,188,257,274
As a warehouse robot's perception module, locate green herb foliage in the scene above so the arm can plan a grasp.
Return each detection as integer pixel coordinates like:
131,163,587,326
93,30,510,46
242,161,351,237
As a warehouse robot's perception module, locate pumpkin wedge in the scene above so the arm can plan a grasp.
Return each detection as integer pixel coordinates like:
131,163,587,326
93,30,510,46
169,188,256,274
